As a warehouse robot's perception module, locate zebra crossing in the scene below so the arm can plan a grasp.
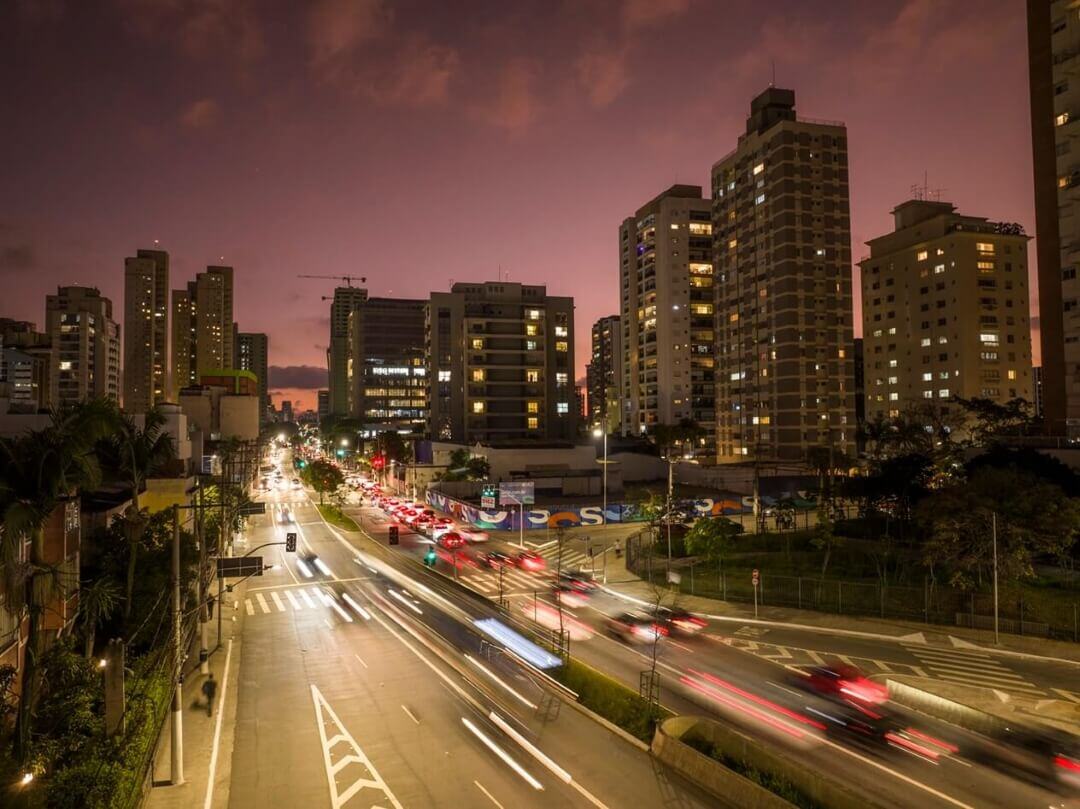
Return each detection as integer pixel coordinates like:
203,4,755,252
245,585,337,616
462,567,546,596
900,643,1045,696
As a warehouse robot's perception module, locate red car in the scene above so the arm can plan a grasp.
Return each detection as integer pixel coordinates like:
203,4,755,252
515,551,546,572
801,664,887,705
437,531,466,550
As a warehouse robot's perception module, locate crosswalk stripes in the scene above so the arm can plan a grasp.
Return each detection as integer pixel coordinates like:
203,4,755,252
285,589,302,610
300,589,317,608
462,567,545,595
901,643,1045,696
255,593,271,614
270,591,286,612
243,586,339,617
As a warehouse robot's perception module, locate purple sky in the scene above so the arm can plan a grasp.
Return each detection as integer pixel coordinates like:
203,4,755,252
0,0,1036,411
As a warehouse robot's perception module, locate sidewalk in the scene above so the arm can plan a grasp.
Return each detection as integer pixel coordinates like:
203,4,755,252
144,580,246,809
603,557,1080,665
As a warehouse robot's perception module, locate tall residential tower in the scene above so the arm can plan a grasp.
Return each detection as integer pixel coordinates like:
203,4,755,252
45,286,120,405
123,248,169,413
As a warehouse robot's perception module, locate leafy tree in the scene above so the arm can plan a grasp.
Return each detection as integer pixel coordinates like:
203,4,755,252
809,512,845,579
953,396,1035,445
442,449,490,481
917,467,1080,590
302,459,345,504
650,419,705,459
98,407,176,624
684,516,741,573
77,576,120,660
965,446,1080,497
0,399,114,759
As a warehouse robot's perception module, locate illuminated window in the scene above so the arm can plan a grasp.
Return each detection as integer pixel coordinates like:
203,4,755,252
728,239,738,251
729,312,739,322
980,333,999,344
838,349,845,358
438,370,451,382
752,162,764,175
527,340,538,350
689,262,713,275
688,222,712,235
920,337,931,347
755,193,766,205
472,401,485,414
556,372,568,386
889,392,899,401
938,389,950,398
887,376,898,385
59,361,73,370
526,369,540,382
526,323,538,336
471,338,484,349
554,325,568,337
922,372,932,381
938,336,948,344
976,242,995,254
934,264,945,274
977,261,995,272
556,402,569,414
872,329,882,337
1007,369,1016,380
555,341,568,352
917,250,928,261
923,390,933,399
888,359,897,367
527,417,539,430
526,309,541,320
1061,176,1070,189
936,248,945,256
691,303,713,315
527,401,539,413
1057,112,1070,126
471,369,484,382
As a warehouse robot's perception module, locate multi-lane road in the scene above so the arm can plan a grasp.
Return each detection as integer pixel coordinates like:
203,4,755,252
217,463,1079,808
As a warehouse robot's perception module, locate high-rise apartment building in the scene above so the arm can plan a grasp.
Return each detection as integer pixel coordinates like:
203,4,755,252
712,87,855,463
327,286,369,417
859,200,1033,422
317,389,330,422
345,297,427,436
123,248,169,413
1027,1,1073,434
234,330,269,423
620,186,715,451
587,314,621,432
0,319,54,410
427,282,576,443
45,286,120,405
171,266,234,396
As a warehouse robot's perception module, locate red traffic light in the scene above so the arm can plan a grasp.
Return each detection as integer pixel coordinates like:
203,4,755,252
371,454,386,470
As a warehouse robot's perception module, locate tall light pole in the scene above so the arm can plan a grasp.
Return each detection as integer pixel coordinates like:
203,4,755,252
992,511,999,645
666,456,674,563
593,427,608,526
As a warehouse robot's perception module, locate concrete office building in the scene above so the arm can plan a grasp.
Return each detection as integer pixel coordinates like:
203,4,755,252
1027,0,1074,433
587,314,621,432
123,248,169,413
345,297,427,437
427,282,576,443
327,286,369,417
171,266,234,397
620,186,715,452
234,330,269,424
45,286,120,405
859,200,1033,420
712,87,855,463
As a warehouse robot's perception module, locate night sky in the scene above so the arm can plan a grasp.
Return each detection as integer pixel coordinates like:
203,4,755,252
0,0,1035,412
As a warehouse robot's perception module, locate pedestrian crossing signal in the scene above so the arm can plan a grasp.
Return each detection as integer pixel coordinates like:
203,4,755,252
285,532,297,552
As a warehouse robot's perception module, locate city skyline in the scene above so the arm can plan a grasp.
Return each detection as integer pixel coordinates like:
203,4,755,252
0,0,1036,412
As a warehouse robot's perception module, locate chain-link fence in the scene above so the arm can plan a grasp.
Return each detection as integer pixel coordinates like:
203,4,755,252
626,532,1080,642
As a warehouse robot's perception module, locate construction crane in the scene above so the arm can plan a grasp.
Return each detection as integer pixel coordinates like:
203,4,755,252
297,274,368,288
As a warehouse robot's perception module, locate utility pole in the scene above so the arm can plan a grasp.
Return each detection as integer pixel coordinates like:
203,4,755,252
197,480,209,675
170,505,184,786
666,457,674,563
992,511,999,645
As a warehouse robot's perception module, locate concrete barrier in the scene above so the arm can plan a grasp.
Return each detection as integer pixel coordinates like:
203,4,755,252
886,677,1005,736
654,716,884,809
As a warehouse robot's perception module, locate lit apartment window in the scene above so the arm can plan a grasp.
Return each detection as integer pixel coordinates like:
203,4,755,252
752,162,764,175
755,193,766,205
923,390,933,399
554,325,568,337
938,336,948,344
976,242,995,254
1060,176,1070,189
472,401,485,414
527,309,541,320
936,248,945,256
527,401,539,413
691,304,713,315
688,222,712,235
1057,112,1070,126
438,370,451,382
887,376,898,385
670,223,679,230
471,369,484,382
838,349,846,358
555,341,568,352
917,250,928,261
872,329,882,337
556,372,568,385
556,402,569,414
471,338,484,349
889,393,899,401
921,337,931,347
729,312,739,322
922,372,932,381
934,264,945,274
1007,369,1016,380
59,361,73,370
888,359,897,367
728,239,738,250
938,389,950,398
977,261,995,272
527,340,538,350
526,323,538,335
980,333,999,344
527,417,539,430
526,369,540,382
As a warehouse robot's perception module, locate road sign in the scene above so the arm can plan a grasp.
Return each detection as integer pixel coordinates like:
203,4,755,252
481,484,497,509
217,556,263,579
499,481,535,506
237,501,267,516
752,568,759,586
481,495,495,509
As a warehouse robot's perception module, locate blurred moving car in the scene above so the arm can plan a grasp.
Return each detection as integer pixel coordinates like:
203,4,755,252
653,606,708,636
480,550,513,569
553,585,589,608
793,664,888,706
514,551,546,571
605,612,668,644
458,528,489,543
437,531,466,550
975,725,1080,794
290,478,302,490
558,570,598,592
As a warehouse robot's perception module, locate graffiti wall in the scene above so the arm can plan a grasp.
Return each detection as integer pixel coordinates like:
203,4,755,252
426,490,767,531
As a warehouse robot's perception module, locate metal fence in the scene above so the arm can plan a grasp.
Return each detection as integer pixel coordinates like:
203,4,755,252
626,532,1080,642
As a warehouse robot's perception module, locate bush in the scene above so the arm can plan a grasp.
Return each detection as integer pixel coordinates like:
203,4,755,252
552,659,666,742
683,735,824,809
317,504,360,532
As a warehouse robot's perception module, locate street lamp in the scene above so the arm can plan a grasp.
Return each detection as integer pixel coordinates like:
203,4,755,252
592,427,608,526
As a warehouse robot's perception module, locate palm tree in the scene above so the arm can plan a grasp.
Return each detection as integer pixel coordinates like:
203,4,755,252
78,576,120,660
101,407,176,624
0,399,114,759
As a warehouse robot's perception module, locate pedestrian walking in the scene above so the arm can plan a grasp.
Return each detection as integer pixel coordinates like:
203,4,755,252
202,673,218,717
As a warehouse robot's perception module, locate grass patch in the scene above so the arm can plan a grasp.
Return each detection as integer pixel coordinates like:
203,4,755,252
683,735,825,809
551,658,668,743
317,504,360,532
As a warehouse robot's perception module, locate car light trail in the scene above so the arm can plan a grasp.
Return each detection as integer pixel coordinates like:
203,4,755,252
488,711,571,784
313,557,334,577
296,559,313,578
387,588,423,615
474,618,561,670
461,717,544,790
465,655,538,710
342,593,371,620
681,675,806,740
687,668,825,731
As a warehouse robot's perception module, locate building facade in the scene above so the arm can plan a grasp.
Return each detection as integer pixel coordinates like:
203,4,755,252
327,286,369,417
0,319,53,410
234,330,269,424
427,282,576,443
171,266,234,398
619,186,715,452
587,314,621,433
859,200,1033,421
711,87,855,463
123,248,169,413
45,286,120,405
317,389,329,422
1026,0,1070,433
345,297,427,437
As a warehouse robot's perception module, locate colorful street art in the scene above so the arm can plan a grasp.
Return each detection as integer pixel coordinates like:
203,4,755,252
425,490,771,531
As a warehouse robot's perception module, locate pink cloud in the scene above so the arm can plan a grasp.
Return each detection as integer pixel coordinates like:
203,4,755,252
474,60,539,130
576,46,629,107
179,97,221,130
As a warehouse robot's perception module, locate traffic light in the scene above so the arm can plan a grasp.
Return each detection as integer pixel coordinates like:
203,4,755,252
336,449,345,458
298,459,307,469
285,532,297,552
424,548,436,567
388,525,399,546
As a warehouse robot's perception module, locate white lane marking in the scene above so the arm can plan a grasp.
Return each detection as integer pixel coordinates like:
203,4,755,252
314,557,335,577
400,704,420,725
300,588,317,608
202,638,233,809
342,592,371,620
255,593,271,614
388,588,423,615
465,654,538,710
488,711,571,783
296,559,314,578
245,599,254,616
311,684,404,809
474,780,505,809
806,649,825,665
270,591,286,612
354,653,368,669
285,590,302,610
461,717,543,790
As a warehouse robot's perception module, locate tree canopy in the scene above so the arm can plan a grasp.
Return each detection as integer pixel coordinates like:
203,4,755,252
301,459,345,504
